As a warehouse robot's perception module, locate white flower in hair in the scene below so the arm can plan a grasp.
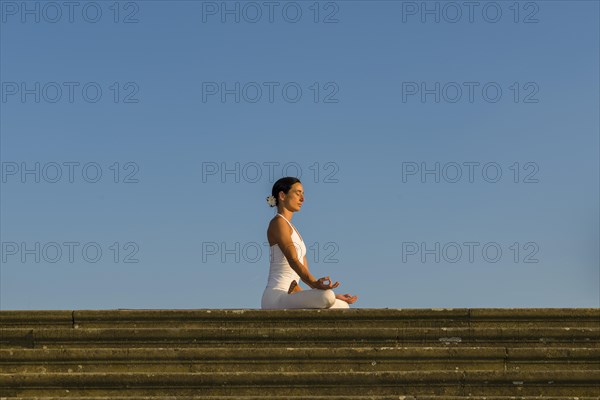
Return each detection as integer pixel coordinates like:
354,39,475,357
266,195,277,207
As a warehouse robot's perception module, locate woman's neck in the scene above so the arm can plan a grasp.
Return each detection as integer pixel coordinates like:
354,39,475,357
277,209,293,221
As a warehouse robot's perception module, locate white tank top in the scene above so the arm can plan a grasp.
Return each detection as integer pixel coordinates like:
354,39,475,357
265,213,307,291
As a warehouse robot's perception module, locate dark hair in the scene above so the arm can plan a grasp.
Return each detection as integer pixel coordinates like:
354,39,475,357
271,177,301,207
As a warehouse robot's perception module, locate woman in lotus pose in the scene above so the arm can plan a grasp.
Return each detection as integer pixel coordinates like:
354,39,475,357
261,177,358,309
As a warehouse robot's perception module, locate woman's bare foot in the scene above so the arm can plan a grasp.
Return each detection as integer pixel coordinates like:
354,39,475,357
287,280,299,294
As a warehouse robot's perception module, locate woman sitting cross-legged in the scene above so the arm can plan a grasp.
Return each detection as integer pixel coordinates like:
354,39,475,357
261,177,358,310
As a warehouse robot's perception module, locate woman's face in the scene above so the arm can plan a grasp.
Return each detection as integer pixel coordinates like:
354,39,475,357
279,182,304,212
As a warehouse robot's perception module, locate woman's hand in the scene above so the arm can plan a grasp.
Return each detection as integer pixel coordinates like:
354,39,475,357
311,276,340,290
336,293,358,304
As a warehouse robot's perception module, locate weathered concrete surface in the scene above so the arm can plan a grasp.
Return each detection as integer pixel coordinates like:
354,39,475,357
3,308,598,327
1,398,599,400
0,308,598,398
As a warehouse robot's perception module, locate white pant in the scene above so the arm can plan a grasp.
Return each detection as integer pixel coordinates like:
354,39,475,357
261,287,350,309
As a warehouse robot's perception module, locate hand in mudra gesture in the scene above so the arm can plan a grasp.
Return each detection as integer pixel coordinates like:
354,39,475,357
287,277,358,304
335,293,358,304
286,276,339,294
314,276,358,304
312,276,339,290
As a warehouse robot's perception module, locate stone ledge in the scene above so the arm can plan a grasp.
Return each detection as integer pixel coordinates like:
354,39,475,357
2,397,600,400
2,308,599,325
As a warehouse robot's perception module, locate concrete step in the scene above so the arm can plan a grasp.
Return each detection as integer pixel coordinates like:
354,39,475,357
1,347,598,373
2,397,600,400
1,308,598,398
1,370,599,397
2,327,598,349
2,309,599,328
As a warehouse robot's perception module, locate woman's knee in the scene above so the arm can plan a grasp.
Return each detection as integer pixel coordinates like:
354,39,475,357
331,298,350,309
280,289,336,309
322,289,336,308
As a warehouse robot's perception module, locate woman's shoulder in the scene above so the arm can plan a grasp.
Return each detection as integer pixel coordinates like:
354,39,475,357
267,215,290,244
268,214,282,225
268,215,289,230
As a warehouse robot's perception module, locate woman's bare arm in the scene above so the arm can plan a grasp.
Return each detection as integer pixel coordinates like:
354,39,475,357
270,218,318,288
296,255,310,291
288,254,310,293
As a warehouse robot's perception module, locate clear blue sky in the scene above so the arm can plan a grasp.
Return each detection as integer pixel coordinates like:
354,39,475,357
1,0,598,309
